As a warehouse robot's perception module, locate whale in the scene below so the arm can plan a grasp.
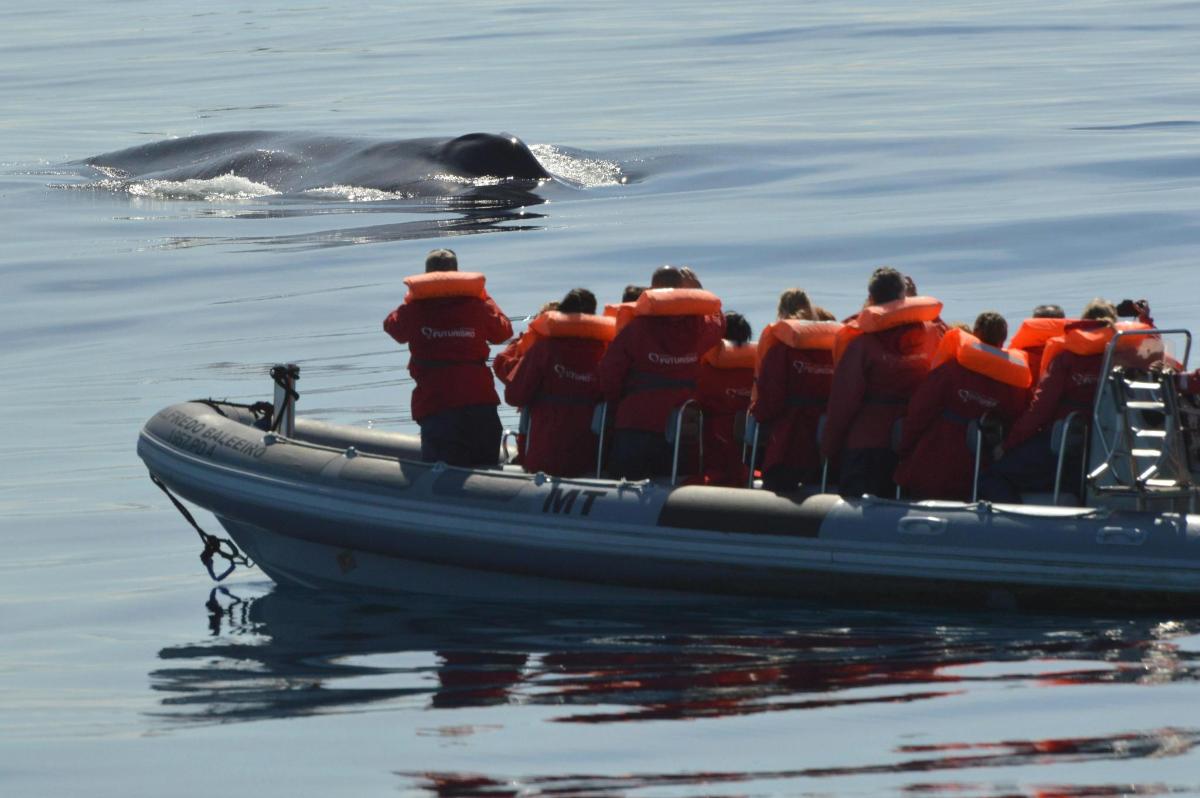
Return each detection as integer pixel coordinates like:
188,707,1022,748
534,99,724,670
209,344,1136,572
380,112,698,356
80,131,554,196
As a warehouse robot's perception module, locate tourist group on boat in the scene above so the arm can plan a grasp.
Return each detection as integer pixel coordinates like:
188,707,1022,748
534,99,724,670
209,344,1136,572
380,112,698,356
384,248,1196,503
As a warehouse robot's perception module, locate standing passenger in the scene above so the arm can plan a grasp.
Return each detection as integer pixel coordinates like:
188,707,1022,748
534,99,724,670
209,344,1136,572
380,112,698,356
894,312,1030,501
383,249,513,467
597,266,725,480
696,312,755,487
750,290,840,492
819,267,944,497
504,289,613,477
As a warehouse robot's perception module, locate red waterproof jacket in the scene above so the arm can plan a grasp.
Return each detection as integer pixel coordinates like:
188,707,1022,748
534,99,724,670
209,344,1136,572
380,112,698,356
894,361,1029,500
820,321,942,457
383,295,513,421
504,335,605,477
750,345,835,478
1004,349,1102,450
597,313,726,434
696,353,754,487
492,337,524,385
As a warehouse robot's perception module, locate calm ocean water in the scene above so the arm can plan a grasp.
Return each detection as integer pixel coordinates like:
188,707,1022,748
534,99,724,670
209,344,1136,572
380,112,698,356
4,1,1200,795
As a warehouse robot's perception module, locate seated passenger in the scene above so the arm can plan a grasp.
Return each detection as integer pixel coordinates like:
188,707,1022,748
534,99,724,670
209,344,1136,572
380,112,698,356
1009,303,1073,382
980,299,1119,502
597,266,725,480
604,285,645,333
504,289,613,477
819,267,944,497
749,289,839,492
383,248,513,467
696,312,756,487
894,312,1031,501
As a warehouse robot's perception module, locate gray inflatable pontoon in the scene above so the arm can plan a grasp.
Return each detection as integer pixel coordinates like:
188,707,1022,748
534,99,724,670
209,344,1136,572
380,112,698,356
138,330,1200,611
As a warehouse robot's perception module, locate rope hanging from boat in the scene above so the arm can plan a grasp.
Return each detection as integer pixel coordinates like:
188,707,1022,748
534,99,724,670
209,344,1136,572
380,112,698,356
269,364,300,433
148,472,254,581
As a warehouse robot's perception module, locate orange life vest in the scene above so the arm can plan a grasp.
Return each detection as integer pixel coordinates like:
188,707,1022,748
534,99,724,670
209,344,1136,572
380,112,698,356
703,339,757,370
403,271,486,303
604,301,638,333
756,319,841,364
634,288,722,317
530,311,616,342
833,296,943,363
1040,321,1154,373
1010,317,1074,351
931,328,1032,388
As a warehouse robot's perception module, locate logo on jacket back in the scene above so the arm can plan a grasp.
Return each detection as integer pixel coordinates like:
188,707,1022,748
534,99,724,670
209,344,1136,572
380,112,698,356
725,387,751,399
421,327,476,339
1072,373,1098,387
554,364,594,383
957,388,998,408
793,361,834,376
648,352,698,366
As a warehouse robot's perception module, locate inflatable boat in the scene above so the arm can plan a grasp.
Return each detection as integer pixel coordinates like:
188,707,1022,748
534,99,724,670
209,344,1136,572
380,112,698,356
137,329,1200,610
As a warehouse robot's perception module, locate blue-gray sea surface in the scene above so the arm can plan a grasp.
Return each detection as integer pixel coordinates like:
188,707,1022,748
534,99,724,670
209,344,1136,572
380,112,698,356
4,1,1200,795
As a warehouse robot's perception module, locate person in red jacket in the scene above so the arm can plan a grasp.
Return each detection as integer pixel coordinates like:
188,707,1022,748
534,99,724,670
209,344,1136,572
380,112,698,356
750,289,838,492
382,248,513,467
696,312,755,487
597,266,725,480
894,312,1030,501
503,289,610,477
980,299,1118,502
493,301,559,387
819,267,944,498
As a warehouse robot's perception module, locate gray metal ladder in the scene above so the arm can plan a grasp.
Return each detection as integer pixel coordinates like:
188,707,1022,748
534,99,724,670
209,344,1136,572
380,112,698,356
1087,328,1195,511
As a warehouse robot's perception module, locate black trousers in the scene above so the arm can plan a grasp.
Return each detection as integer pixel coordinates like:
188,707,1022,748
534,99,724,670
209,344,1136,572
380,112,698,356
838,447,898,498
608,428,673,481
418,404,503,467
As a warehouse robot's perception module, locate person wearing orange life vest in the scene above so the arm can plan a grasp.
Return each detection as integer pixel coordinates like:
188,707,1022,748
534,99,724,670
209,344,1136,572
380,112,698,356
819,267,945,498
749,289,839,493
979,299,1120,503
696,312,755,487
503,289,612,477
1009,303,1071,383
493,300,559,387
382,248,513,467
602,285,645,335
597,266,726,480
893,312,1031,501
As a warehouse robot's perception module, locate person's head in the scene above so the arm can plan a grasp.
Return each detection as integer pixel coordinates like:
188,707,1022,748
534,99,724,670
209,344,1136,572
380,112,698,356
867,267,906,305
1082,298,1118,323
950,321,972,334
650,265,683,288
424,248,458,273
777,288,815,320
1033,303,1065,319
622,284,646,303
813,305,837,321
540,300,560,314
678,267,702,289
724,311,752,346
903,275,918,297
973,312,1008,347
558,288,597,315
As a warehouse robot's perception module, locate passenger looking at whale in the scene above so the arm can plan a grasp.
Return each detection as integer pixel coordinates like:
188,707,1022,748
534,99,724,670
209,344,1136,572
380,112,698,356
597,266,725,480
493,300,559,387
749,289,840,493
383,248,513,467
604,285,646,334
979,299,1119,503
893,312,1031,501
503,289,613,477
696,312,756,487
819,267,944,498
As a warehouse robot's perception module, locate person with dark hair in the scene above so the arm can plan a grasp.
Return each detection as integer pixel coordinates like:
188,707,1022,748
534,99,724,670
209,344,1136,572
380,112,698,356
820,267,944,497
751,289,840,492
505,288,612,477
493,300,558,387
383,249,512,467
622,285,646,303
980,299,1119,502
894,312,1030,500
1033,304,1066,319
678,267,703,289
598,267,725,480
696,311,756,486
1010,303,1073,381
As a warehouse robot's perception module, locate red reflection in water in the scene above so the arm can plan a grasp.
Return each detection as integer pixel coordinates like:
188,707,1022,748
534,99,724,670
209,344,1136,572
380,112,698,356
399,728,1200,797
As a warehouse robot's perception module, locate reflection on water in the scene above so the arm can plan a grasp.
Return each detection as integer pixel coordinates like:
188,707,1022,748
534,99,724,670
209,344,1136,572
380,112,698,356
153,587,1200,729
